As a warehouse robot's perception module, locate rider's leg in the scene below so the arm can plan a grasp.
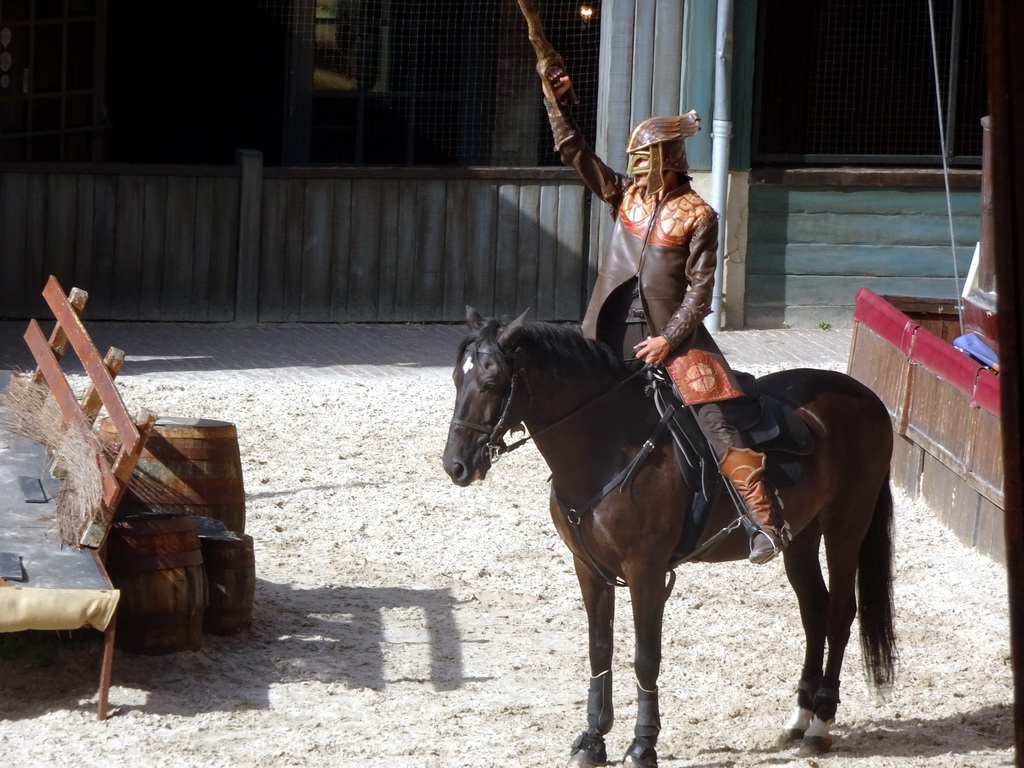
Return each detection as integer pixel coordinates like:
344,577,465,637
692,402,789,564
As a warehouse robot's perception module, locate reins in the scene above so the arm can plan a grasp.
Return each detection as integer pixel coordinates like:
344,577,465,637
500,366,645,456
450,342,645,460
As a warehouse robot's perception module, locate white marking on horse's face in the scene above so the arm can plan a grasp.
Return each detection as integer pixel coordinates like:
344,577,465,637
462,354,474,374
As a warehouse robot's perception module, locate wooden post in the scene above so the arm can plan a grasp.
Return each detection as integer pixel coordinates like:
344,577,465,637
987,0,1024,762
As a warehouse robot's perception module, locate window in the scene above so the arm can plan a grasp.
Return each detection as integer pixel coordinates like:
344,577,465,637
754,0,985,166
0,0,106,162
306,0,600,166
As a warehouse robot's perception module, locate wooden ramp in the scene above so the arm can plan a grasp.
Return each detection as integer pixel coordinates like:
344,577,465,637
848,287,1004,563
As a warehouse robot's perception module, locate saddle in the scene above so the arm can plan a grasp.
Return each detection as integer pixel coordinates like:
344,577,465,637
646,369,814,564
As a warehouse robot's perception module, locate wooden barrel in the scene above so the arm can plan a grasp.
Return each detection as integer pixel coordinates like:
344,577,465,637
199,532,255,635
99,416,246,534
105,513,208,655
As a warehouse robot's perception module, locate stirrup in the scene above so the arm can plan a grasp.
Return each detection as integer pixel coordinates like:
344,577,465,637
748,521,790,564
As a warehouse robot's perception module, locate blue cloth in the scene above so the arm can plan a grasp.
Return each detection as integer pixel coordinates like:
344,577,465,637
953,333,999,368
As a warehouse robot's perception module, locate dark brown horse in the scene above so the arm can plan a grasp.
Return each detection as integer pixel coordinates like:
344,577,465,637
442,308,896,768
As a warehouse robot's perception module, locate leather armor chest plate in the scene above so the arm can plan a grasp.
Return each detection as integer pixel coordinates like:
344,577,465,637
619,186,714,247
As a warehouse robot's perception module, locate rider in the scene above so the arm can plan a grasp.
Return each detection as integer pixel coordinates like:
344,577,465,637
543,66,788,564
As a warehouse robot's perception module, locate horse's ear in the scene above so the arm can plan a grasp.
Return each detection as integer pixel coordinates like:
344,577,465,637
497,308,531,350
466,305,484,331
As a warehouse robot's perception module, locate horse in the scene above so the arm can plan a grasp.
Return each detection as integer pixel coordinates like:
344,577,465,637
442,308,897,768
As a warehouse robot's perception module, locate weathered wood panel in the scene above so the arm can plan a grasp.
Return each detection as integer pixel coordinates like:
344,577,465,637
921,450,981,546
976,496,1007,566
301,179,334,323
0,167,242,322
0,162,587,323
890,433,924,497
968,405,1004,507
515,184,541,316
847,324,913,433
376,180,402,321
111,175,145,319
465,182,499,319
89,174,118,314
140,176,169,322
906,365,975,476
443,179,470,322
746,185,981,327
328,178,354,322
162,176,197,320
751,185,982,215
26,176,48,316
414,179,447,322
554,185,586,319
201,177,240,322
345,178,381,321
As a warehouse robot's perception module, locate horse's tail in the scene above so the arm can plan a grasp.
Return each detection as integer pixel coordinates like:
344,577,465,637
857,473,898,689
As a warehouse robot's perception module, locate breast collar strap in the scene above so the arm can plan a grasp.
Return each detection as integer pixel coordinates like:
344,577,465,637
552,408,674,588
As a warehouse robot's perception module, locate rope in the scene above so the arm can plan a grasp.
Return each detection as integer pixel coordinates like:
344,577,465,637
926,0,965,336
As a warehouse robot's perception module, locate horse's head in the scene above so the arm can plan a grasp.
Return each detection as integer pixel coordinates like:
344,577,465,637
442,306,530,486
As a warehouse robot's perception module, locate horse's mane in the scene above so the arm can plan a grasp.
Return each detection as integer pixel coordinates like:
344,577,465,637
459,316,626,385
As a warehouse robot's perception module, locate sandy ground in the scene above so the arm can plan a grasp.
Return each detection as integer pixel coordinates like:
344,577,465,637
0,362,1014,768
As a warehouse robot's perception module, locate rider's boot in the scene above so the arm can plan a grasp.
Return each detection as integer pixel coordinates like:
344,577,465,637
719,446,789,564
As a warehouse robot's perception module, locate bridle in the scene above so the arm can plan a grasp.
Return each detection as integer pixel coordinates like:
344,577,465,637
449,343,529,460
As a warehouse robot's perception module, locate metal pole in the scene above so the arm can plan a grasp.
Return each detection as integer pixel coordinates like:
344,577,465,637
705,0,734,331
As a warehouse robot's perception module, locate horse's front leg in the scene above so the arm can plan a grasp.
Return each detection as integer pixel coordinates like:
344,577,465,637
622,569,670,768
568,557,616,768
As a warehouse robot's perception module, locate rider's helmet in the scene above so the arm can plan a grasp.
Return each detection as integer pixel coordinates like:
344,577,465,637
626,111,701,196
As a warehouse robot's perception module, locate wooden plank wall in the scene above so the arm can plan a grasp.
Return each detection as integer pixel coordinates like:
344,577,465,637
0,160,588,324
746,184,981,328
0,165,241,322
255,171,587,323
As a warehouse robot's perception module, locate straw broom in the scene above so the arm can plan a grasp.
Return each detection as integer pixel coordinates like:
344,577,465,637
2,372,105,547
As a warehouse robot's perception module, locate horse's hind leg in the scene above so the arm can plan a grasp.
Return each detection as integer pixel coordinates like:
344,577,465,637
568,560,617,768
783,517,860,757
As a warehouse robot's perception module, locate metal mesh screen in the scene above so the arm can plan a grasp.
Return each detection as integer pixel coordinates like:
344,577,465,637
755,0,985,165
306,0,600,166
101,0,601,167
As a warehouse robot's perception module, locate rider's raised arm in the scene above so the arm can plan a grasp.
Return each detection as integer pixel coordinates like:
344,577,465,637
542,66,628,210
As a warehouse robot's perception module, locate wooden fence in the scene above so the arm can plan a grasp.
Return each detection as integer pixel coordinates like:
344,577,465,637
0,152,590,324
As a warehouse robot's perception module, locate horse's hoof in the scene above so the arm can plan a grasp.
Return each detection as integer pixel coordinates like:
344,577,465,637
798,735,833,757
567,754,606,768
798,715,834,756
783,705,812,741
622,737,658,768
567,730,608,767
